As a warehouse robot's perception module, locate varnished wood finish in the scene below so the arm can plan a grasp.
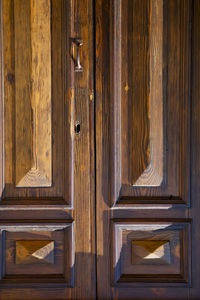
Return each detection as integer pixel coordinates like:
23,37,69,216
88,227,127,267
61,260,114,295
3,0,66,203
0,0,95,299
109,0,191,205
14,0,52,187
0,0,200,299
122,0,151,186
112,221,190,286
96,0,197,299
0,221,74,285
15,240,55,265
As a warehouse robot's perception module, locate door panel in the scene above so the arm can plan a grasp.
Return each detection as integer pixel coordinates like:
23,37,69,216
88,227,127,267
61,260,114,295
2,0,73,205
109,0,191,206
0,0,95,299
112,220,191,286
96,0,200,299
0,0,200,299
0,221,74,285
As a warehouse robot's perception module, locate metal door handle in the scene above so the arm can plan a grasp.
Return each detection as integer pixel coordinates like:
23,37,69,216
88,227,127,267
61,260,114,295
74,39,83,72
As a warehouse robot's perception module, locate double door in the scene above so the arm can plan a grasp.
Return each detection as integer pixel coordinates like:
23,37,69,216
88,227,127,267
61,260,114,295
0,0,200,299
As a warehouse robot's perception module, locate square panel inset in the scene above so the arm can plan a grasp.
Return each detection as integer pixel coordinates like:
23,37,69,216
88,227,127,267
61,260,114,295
112,221,191,286
16,240,55,265
0,221,74,286
132,240,171,265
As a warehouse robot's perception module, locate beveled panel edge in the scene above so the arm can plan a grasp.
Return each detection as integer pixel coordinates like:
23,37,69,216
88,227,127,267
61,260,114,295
0,220,75,287
110,0,192,207
111,219,191,287
0,0,75,206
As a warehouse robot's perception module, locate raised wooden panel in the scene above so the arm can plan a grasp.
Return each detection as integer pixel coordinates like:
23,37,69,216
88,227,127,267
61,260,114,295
110,0,191,205
132,240,171,265
14,0,52,187
0,221,74,286
112,220,191,286
16,240,54,265
1,0,75,204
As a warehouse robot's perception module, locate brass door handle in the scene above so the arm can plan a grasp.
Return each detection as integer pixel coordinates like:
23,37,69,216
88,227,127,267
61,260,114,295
74,39,83,72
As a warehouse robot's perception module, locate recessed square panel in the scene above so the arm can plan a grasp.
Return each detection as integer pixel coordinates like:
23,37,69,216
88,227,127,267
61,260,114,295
0,222,74,286
112,221,191,286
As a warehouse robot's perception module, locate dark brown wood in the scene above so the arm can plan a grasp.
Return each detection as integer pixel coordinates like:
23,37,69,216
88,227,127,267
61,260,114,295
0,0,200,299
189,1,200,298
95,0,197,299
109,0,191,206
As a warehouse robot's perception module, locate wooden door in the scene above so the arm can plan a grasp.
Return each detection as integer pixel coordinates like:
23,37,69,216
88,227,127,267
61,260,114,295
96,0,200,299
1,1,200,299
0,0,96,299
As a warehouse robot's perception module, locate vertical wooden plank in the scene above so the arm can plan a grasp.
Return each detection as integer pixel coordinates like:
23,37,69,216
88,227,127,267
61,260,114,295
128,0,151,185
72,0,96,298
14,0,32,185
0,0,3,198
3,0,15,189
2,0,66,202
29,0,51,186
15,0,52,187
96,0,111,298
134,0,163,186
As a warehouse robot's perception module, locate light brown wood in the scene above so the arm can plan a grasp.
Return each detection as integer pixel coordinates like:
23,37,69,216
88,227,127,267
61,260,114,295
14,0,52,187
2,0,72,204
132,240,171,265
16,240,54,264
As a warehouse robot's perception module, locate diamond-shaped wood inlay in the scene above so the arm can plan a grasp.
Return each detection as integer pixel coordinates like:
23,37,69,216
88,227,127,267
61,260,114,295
16,240,54,265
132,240,171,265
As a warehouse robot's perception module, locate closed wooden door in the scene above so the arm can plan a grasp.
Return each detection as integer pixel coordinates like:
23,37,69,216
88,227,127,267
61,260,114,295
0,0,96,299
0,1,200,300
96,0,200,299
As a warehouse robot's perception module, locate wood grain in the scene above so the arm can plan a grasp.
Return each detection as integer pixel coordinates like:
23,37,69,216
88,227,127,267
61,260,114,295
15,240,54,265
14,0,52,187
0,0,198,299
0,0,96,298
96,0,193,299
112,221,190,286
134,0,163,186
0,222,74,284
2,0,68,203
109,0,191,205
123,0,151,185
